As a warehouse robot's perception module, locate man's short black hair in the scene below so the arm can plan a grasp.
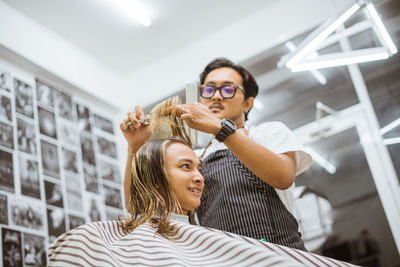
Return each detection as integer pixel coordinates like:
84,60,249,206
199,57,259,99
199,57,259,120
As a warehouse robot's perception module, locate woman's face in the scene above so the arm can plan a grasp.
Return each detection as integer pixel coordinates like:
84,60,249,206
165,142,204,215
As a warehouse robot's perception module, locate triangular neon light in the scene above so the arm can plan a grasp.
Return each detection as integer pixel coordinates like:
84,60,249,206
278,1,397,72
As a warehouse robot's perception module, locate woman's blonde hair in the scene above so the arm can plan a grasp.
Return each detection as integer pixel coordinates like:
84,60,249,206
121,96,195,235
121,138,191,235
149,96,193,148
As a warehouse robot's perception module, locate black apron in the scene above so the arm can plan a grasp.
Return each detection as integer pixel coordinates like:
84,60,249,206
197,149,306,251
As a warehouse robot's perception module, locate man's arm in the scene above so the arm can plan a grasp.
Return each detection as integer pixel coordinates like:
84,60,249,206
120,106,151,208
177,103,296,190
224,131,296,189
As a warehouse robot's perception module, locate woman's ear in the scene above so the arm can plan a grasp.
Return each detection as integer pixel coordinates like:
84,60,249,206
155,184,160,189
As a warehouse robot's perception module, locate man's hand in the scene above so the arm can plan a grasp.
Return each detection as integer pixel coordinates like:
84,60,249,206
120,106,152,153
173,103,222,135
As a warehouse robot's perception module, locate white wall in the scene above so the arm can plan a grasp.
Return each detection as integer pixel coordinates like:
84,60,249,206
0,1,124,112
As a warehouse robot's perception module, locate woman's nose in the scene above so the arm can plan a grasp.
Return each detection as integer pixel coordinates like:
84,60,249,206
192,174,204,184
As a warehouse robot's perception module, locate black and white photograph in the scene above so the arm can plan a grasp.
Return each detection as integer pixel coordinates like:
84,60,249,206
9,198,44,231
36,79,55,108
2,228,22,267
83,163,98,193
99,160,121,184
47,208,66,244
94,114,113,134
88,198,102,222
0,193,8,224
44,180,64,208
65,174,83,212
57,90,73,121
19,156,40,199
68,214,85,230
0,94,12,122
76,103,91,133
38,106,57,139
59,120,78,147
0,70,12,93
17,117,37,155
96,136,117,159
103,185,122,209
0,121,14,149
40,140,60,178
14,78,34,118
23,233,46,267
0,149,14,192
80,134,95,165
62,148,78,173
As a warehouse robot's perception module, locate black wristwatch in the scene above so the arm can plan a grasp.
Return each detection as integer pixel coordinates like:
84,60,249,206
215,118,237,142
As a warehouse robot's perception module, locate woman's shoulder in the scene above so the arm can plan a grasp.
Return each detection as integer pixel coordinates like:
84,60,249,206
49,220,124,247
68,220,121,233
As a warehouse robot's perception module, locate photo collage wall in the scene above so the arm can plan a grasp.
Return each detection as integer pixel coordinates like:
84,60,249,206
0,64,124,266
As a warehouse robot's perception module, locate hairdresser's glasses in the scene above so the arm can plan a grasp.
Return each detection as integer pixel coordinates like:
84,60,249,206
199,84,245,99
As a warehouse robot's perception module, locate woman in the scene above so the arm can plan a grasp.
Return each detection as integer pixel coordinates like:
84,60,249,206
48,102,354,266
121,137,204,235
118,96,200,231
49,137,292,266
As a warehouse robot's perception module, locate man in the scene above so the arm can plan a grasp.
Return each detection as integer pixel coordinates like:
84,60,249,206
121,57,311,250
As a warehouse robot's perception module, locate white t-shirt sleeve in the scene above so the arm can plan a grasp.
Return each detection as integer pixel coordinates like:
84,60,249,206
250,121,312,176
250,121,312,215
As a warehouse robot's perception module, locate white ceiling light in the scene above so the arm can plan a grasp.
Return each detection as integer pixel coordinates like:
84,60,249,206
315,101,336,121
365,3,397,54
380,118,400,135
309,70,328,85
282,3,361,69
285,41,327,84
305,147,337,174
106,0,151,27
290,48,389,72
383,137,400,146
380,118,400,146
278,1,397,72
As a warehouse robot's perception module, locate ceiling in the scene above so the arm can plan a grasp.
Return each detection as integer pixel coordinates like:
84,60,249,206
245,0,400,130
1,0,359,109
1,0,277,75
1,0,398,133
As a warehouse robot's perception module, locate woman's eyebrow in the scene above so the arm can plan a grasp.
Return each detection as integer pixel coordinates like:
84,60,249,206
177,158,193,164
177,158,202,169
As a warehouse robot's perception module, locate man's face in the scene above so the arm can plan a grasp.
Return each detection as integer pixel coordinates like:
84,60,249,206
199,67,253,128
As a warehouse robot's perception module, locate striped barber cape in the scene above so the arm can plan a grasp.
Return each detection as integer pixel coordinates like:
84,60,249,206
48,220,357,267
